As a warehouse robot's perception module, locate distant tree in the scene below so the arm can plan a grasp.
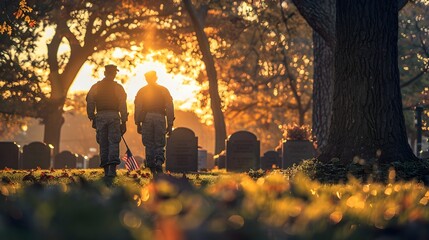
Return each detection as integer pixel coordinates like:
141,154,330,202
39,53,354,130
0,0,179,154
398,1,429,147
212,0,313,151
182,0,227,155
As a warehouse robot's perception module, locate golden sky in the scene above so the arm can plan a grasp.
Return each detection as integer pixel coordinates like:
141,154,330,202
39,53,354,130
69,59,201,111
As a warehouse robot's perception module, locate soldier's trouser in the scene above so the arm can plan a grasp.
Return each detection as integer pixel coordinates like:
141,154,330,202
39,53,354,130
141,112,166,168
95,111,121,167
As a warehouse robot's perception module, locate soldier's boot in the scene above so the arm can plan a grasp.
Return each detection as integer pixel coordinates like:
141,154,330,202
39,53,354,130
155,157,164,174
155,165,163,174
148,163,156,175
107,164,117,177
146,156,157,175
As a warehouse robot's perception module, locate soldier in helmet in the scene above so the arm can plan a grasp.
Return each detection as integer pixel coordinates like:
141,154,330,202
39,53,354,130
134,70,174,174
86,64,128,177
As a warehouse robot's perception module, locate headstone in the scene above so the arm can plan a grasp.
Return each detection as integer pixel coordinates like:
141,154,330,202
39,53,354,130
207,152,215,169
76,154,85,168
260,150,281,170
198,149,208,170
54,151,77,169
215,151,226,169
21,142,51,169
87,155,100,168
0,142,20,169
166,127,198,172
226,131,260,172
282,140,315,168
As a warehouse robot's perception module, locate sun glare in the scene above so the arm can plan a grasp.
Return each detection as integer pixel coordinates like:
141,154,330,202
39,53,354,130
70,60,200,111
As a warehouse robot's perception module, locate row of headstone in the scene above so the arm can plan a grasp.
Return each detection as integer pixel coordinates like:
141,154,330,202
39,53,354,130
0,142,88,170
165,128,316,172
0,142,52,169
1,128,315,172
165,128,311,172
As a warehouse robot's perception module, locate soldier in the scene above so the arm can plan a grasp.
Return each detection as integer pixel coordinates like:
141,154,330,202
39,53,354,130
86,64,128,177
134,70,174,174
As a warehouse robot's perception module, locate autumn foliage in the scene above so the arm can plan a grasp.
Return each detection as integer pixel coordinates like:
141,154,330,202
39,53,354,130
0,0,35,35
1,169,429,239
284,124,312,141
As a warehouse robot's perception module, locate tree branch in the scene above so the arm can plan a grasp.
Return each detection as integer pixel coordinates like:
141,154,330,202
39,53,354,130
0,102,41,118
401,71,427,88
291,0,406,49
290,0,336,49
398,0,409,10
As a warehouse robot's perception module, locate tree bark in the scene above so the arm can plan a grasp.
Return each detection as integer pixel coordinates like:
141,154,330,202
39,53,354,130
43,102,65,156
42,61,84,156
320,0,416,163
313,32,334,150
294,0,410,153
292,0,408,48
312,0,335,150
291,0,336,48
183,0,227,155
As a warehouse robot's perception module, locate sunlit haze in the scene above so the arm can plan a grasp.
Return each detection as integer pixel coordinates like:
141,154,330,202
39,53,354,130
69,60,200,111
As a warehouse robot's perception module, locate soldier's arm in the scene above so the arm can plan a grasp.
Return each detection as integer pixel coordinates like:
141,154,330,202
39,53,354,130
164,88,175,126
86,85,97,120
117,85,128,123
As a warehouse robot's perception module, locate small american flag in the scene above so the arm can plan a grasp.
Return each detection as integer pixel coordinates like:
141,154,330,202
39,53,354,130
122,149,140,171
121,136,139,171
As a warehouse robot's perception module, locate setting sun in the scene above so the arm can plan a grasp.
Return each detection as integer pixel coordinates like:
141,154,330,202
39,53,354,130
70,59,200,111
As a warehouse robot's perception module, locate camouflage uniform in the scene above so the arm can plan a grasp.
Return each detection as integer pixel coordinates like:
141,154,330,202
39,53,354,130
94,111,122,166
134,71,174,173
86,65,127,175
141,113,166,169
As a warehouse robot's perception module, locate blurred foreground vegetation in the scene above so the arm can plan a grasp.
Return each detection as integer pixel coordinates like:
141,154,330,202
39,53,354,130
1,167,429,240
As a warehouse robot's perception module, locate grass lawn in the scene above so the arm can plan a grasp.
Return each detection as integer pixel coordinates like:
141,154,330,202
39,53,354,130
1,167,429,239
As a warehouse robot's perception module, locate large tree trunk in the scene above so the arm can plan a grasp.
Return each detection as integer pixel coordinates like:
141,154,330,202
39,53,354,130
312,30,334,150
294,0,408,151
183,0,227,155
311,0,335,150
320,0,416,163
293,0,335,149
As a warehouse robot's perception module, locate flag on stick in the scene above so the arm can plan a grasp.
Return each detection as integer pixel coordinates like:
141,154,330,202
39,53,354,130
121,136,139,171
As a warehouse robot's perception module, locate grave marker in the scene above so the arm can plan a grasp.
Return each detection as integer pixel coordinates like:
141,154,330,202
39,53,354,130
76,154,85,168
198,149,208,170
166,127,198,172
282,140,315,168
54,151,77,169
0,142,20,169
260,150,281,170
226,131,260,172
87,155,100,168
21,142,51,169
